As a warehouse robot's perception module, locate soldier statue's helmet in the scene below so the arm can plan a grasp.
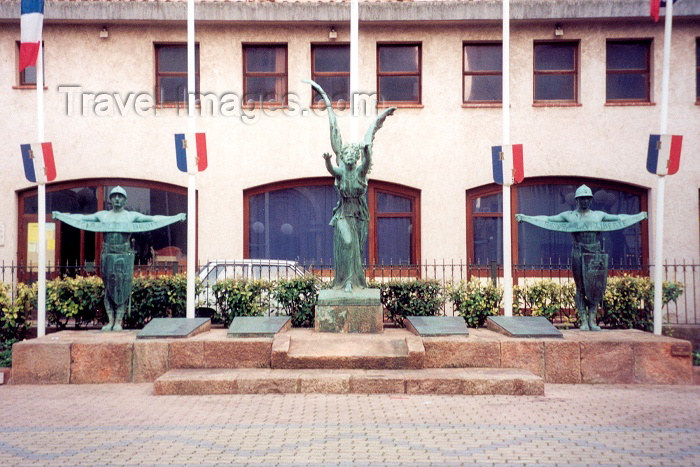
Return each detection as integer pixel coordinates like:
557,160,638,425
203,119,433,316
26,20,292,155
109,186,128,199
574,184,593,199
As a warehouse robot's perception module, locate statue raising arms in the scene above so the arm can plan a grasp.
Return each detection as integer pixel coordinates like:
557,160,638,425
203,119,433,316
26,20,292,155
305,79,397,292
53,186,186,331
516,184,647,331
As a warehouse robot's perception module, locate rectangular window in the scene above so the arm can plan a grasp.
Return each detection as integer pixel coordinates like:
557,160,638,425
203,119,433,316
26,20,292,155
533,41,578,103
155,43,200,106
377,43,421,105
606,39,651,102
311,44,350,106
243,44,288,106
463,42,502,103
16,41,44,87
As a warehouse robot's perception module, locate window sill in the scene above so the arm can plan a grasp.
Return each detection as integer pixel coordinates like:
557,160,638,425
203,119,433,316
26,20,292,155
378,103,423,109
156,103,201,109
311,102,351,111
242,102,288,110
13,85,48,90
462,103,502,108
532,102,582,107
605,101,655,107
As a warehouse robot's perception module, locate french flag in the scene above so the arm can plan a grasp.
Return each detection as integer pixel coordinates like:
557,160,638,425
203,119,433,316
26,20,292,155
647,134,682,176
650,0,678,23
21,142,56,184
491,144,524,186
175,133,208,174
19,0,44,72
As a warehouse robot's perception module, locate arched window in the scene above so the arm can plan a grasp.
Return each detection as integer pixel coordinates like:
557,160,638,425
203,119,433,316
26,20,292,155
466,177,648,268
244,178,420,267
18,179,188,270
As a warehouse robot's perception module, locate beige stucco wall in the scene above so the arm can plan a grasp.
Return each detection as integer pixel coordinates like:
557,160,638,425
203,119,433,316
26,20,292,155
1,18,698,265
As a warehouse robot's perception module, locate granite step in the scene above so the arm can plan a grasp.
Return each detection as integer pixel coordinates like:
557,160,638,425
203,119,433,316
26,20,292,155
271,328,424,369
154,368,544,395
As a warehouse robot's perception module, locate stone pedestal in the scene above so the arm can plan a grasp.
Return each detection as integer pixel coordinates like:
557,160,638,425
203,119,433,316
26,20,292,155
315,288,383,333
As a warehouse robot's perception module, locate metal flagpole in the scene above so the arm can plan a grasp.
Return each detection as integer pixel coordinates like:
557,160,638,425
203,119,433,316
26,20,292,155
653,0,674,335
350,0,359,141
501,0,513,317
36,41,47,337
186,0,196,319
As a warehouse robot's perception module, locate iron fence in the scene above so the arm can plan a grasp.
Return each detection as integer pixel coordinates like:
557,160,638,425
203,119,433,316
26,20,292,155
1,259,697,325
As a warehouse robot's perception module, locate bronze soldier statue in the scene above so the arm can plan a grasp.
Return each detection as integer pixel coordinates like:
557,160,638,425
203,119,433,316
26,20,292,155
516,184,647,331
53,186,186,331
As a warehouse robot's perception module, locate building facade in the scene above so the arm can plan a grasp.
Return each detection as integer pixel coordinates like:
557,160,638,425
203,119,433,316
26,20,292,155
1,0,699,272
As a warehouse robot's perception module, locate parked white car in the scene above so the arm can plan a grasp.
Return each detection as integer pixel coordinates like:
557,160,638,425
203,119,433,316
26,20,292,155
196,259,307,317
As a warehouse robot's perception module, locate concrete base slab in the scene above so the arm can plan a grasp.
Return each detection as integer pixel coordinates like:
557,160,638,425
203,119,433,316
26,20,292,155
228,316,291,338
137,318,211,339
487,316,563,338
154,367,544,395
405,316,469,336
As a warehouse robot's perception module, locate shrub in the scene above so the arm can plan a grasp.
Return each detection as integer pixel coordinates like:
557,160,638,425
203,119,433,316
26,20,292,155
124,274,189,328
370,279,445,327
449,278,502,327
273,275,320,327
516,280,575,322
46,276,106,329
1,283,32,342
213,279,271,327
600,275,684,331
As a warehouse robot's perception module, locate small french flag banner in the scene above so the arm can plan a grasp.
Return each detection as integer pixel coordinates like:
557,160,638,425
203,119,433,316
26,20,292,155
19,0,44,72
491,144,524,186
20,142,56,184
647,134,682,176
175,132,208,174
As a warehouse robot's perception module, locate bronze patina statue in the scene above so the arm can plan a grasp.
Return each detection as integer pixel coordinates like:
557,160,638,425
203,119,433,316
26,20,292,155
53,186,186,331
516,184,647,331
305,79,396,292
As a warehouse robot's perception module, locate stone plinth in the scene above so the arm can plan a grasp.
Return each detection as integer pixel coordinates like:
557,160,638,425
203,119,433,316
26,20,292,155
315,288,383,333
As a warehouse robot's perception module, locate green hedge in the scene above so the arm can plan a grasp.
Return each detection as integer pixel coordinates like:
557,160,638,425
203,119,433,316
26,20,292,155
1,282,32,342
273,275,321,327
449,279,502,327
371,279,445,327
600,275,684,332
212,279,271,327
124,274,190,328
0,274,687,338
47,276,106,329
1,283,34,367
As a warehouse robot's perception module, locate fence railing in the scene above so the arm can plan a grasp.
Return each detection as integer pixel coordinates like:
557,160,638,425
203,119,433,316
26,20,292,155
1,259,697,325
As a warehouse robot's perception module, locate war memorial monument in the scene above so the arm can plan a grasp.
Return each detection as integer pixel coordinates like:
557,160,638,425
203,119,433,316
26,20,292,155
52,186,186,331
516,184,647,331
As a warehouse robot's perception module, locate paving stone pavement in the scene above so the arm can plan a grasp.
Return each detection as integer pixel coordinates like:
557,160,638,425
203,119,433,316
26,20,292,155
1,383,699,466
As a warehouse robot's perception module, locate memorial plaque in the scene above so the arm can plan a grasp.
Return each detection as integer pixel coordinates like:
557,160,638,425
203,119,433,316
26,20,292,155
487,316,563,338
405,316,469,337
228,316,291,338
137,318,211,339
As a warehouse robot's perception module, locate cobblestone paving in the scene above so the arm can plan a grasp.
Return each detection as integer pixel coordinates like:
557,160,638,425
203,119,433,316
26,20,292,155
1,384,699,466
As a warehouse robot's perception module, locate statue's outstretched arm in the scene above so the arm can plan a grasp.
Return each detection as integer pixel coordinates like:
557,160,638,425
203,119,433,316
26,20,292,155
600,212,647,222
132,213,186,223
516,213,569,223
359,106,397,177
303,79,342,156
52,211,99,222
